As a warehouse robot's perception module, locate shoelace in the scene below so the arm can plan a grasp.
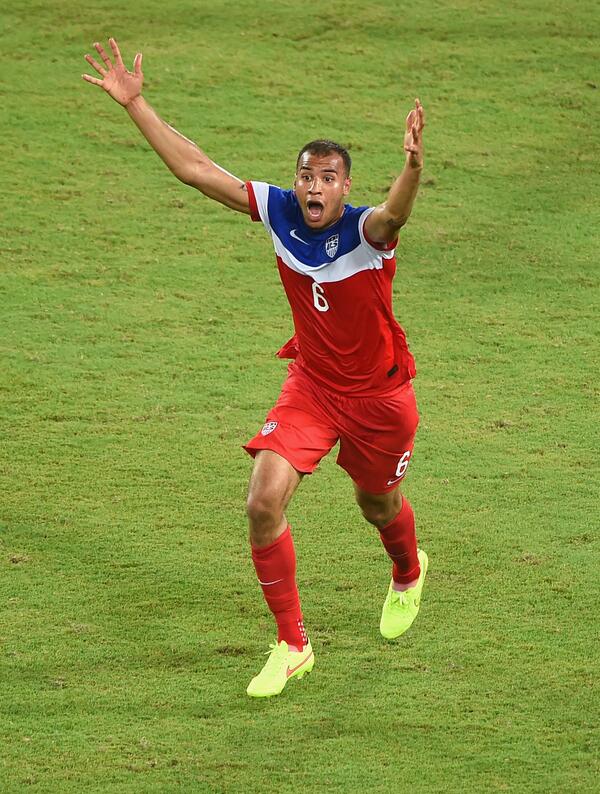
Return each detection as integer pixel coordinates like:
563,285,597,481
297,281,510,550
391,590,409,608
262,642,287,670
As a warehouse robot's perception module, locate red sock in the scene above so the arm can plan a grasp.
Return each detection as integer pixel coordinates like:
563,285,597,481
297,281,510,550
251,525,307,650
379,498,420,585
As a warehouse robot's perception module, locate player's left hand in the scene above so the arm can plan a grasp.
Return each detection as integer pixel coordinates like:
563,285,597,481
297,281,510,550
404,99,425,169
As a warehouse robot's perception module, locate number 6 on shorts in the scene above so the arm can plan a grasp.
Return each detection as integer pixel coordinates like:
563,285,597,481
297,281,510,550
395,450,411,479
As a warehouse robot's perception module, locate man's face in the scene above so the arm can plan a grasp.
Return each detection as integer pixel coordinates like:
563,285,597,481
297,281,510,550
294,152,351,230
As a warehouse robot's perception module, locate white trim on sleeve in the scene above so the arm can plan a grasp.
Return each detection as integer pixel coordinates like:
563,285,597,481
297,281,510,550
250,181,272,233
358,208,397,260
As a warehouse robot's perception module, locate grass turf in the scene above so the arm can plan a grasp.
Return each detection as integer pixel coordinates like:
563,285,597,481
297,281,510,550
1,0,599,790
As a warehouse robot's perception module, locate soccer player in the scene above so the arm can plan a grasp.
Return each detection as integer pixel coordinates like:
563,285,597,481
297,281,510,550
83,38,428,698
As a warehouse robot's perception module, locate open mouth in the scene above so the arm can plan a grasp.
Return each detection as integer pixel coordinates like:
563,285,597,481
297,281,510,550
307,200,324,222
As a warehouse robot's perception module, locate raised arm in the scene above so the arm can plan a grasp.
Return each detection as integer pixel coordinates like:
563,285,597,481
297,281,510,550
82,38,250,214
363,99,425,244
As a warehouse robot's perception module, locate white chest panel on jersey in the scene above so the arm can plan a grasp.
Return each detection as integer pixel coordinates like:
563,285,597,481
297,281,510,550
271,228,384,285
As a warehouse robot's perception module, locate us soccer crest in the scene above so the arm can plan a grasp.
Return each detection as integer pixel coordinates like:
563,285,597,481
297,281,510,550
261,421,278,436
325,234,339,259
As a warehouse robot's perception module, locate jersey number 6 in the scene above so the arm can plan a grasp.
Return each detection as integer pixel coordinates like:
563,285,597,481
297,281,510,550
312,282,330,312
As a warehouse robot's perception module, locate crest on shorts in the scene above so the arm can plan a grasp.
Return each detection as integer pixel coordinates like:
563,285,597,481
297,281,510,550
325,234,339,259
261,421,278,436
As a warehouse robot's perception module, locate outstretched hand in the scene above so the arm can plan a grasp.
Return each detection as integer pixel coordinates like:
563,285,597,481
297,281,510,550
404,98,425,169
82,38,143,107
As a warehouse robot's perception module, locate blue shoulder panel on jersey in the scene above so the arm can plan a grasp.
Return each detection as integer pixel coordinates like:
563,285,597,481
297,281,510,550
267,186,368,268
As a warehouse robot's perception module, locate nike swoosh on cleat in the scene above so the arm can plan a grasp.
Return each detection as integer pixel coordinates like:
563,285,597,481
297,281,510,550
290,229,309,245
258,578,284,586
286,651,313,677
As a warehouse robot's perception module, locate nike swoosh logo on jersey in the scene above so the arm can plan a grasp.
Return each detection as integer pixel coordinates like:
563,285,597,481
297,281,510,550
258,578,284,586
286,650,314,678
386,477,403,486
290,229,309,245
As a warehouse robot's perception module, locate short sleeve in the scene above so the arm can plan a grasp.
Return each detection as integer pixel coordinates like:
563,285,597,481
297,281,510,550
245,181,272,232
358,207,398,258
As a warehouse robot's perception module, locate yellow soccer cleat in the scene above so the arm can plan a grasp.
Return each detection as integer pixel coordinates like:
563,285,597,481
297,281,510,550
247,640,314,698
380,549,428,640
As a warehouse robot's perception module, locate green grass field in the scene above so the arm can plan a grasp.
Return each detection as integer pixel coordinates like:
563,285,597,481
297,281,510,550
1,0,599,790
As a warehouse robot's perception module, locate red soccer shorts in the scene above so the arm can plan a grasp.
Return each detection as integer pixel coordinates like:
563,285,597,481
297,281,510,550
244,363,419,494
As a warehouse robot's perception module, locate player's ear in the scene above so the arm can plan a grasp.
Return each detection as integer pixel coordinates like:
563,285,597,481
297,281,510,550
343,176,352,195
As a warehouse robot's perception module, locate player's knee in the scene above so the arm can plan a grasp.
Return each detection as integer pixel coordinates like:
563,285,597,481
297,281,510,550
246,489,284,532
359,504,392,528
356,490,402,529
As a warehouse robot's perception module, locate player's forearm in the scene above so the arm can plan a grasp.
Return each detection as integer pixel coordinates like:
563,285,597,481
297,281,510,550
382,162,422,227
125,95,211,185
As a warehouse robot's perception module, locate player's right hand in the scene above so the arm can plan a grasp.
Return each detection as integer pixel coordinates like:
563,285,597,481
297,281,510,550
82,38,143,107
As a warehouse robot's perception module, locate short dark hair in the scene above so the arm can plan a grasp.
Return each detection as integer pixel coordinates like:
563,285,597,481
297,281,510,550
296,140,352,176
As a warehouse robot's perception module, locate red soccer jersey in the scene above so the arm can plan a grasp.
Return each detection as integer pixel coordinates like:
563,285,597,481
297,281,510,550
247,181,416,396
